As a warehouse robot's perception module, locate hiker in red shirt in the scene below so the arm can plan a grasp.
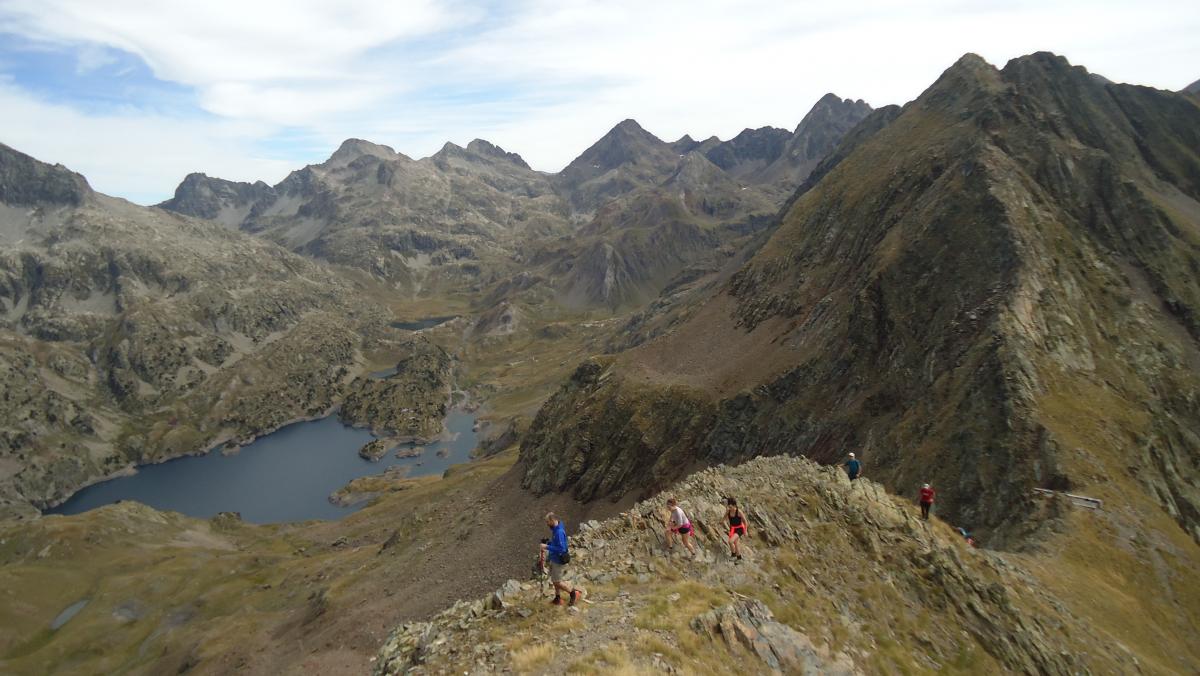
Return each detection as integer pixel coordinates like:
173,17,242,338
919,483,935,520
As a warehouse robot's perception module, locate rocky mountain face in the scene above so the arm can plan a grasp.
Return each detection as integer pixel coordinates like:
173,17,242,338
702,126,792,178
747,94,874,198
156,173,277,229
163,136,567,292
555,119,685,214
0,144,90,207
518,52,1200,548
1184,78,1200,95
0,144,433,517
375,456,1163,674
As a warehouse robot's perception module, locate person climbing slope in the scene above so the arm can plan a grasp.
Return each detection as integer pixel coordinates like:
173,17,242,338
540,512,584,606
724,497,748,561
918,483,936,519
844,452,862,481
919,483,935,520
665,497,697,557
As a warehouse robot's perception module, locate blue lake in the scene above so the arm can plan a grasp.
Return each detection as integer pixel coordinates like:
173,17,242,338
46,410,478,524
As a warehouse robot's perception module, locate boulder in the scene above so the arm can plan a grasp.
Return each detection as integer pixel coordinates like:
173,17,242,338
691,599,859,675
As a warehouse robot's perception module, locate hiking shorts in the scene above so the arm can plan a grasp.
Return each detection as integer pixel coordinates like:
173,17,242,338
549,561,566,583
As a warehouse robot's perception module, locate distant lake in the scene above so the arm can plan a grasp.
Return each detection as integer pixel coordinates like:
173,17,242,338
390,316,457,331
45,410,478,524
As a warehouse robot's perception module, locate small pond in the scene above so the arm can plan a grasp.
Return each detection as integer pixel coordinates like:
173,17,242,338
390,316,457,331
45,410,478,524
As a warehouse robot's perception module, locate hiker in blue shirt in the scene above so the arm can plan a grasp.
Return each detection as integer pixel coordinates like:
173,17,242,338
540,512,585,606
844,452,862,481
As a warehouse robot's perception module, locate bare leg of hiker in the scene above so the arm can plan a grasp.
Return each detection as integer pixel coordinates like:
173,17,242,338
682,530,697,556
549,561,575,605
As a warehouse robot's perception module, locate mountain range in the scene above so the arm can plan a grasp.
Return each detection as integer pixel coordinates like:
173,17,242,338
1,52,1199,675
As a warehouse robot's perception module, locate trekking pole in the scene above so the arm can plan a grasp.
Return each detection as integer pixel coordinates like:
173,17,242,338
538,550,548,597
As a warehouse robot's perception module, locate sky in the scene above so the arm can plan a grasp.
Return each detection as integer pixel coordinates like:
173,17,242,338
0,0,1197,205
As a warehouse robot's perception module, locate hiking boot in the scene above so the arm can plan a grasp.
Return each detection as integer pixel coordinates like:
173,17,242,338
551,596,563,606
568,590,579,606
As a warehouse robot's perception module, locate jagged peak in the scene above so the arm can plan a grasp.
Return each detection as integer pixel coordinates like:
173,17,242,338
611,118,648,135
562,118,672,177
175,172,268,190
999,51,1093,84
731,125,790,140
465,139,531,169
914,52,1005,109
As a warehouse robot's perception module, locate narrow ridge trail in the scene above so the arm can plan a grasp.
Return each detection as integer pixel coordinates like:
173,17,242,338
376,456,1136,674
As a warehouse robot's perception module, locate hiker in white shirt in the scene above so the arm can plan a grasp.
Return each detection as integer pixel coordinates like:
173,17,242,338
665,497,697,556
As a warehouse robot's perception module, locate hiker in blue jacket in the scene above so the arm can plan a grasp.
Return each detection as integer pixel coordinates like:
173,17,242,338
540,512,584,606
844,452,862,481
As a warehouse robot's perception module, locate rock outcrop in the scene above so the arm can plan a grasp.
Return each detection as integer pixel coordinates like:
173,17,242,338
156,173,278,229
340,336,454,441
358,439,391,462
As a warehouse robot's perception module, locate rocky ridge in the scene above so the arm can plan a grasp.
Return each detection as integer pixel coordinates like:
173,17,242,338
375,456,1143,674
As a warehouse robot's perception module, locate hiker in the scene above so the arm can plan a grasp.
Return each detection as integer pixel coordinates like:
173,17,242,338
844,452,861,481
919,483,935,520
540,512,583,606
724,497,748,560
665,497,697,557
956,526,978,547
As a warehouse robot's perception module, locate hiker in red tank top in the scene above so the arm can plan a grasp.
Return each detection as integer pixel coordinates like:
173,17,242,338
919,484,935,520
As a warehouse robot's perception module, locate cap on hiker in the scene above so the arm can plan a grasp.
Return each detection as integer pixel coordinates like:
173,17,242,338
849,452,855,458
923,483,930,488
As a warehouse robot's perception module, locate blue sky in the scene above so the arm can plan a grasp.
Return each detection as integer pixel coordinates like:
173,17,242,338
0,0,1197,205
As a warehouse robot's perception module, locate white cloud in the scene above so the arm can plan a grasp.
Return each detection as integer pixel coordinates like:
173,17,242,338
0,80,296,204
0,0,1197,202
